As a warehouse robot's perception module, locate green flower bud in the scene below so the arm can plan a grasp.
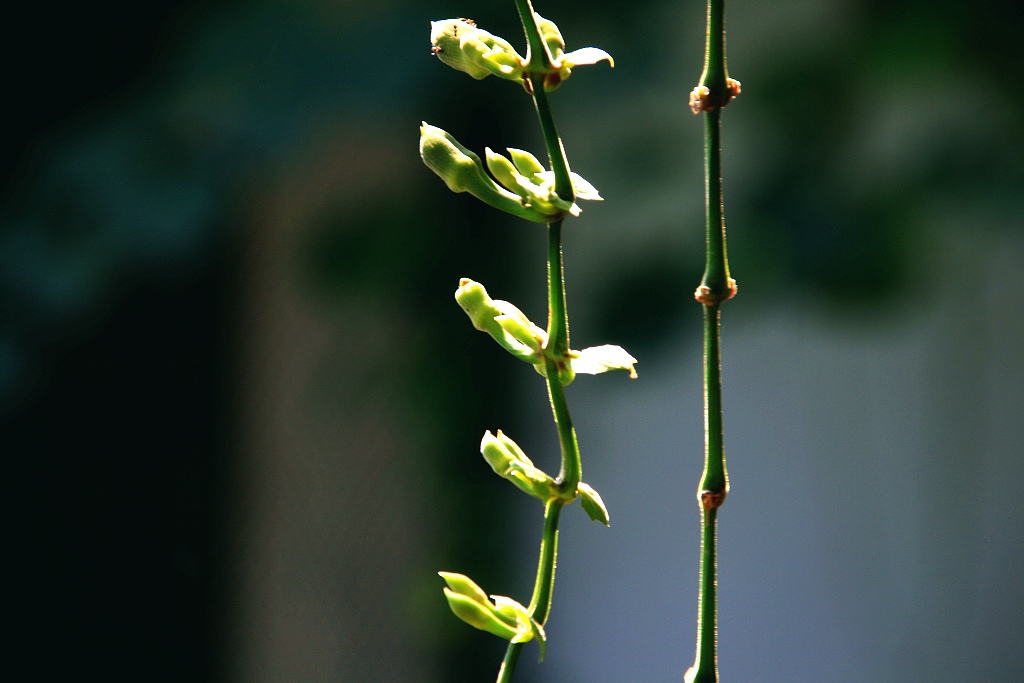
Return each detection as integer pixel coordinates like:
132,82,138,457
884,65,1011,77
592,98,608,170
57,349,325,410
480,430,556,500
507,148,546,176
419,123,551,222
455,279,547,363
442,589,520,640
532,14,614,91
439,570,496,608
430,19,525,82
484,147,603,220
437,572,541,649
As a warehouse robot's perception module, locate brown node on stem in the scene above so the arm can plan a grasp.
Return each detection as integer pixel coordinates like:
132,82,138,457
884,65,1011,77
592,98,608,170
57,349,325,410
689,78,742,114
699,489,727,510
694,278,737,305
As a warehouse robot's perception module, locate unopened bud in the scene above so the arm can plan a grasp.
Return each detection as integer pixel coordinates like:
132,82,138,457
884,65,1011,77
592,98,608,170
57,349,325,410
430,19,525,82
455,279,547,363
480,430,555,500
438,572,541,648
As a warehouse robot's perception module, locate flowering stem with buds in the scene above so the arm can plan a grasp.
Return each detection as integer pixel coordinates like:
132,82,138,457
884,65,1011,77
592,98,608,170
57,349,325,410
421,2,630,681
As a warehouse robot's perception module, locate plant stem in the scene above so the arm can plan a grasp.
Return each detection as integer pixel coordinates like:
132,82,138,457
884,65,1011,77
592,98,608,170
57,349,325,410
699,109,732,299
497,499,564,683
495,8,584,682
688,0,734,681
514,0,553,72
529,79,574,204
496,220,580,683
514,0,574,203
496,640,523,683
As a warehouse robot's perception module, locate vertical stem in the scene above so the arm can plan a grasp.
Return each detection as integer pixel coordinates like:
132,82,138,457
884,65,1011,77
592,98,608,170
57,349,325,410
688,0,734,681
497,498,565,683
513,0,554,72
699,0,728,91
700,305,728,497
530,80,575,204
496,642,524,683
528,499,563,618
496,7,583,682
546,220,570,358
689,508,719,683
700,110,732,298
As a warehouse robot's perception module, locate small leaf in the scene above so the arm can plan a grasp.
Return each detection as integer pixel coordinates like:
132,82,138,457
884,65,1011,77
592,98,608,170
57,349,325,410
577,482,610,526
571,345,638,379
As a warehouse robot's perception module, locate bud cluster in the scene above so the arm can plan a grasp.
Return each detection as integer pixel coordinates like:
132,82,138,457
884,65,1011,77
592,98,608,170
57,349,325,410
429,15,613,93
420,123,601,223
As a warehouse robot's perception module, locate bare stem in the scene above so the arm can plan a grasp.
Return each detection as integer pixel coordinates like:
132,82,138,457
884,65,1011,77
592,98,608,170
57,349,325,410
687,0,735,681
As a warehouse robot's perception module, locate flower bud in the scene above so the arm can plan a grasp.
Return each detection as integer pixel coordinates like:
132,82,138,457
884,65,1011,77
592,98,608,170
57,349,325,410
455,279,546,363
483,147,603,220
438,572,541,648
480,430,555,500
420,123,559,223
430,19,524,82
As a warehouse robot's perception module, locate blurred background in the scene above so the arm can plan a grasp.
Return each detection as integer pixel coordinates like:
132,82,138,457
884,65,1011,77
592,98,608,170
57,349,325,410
4,0,1023,681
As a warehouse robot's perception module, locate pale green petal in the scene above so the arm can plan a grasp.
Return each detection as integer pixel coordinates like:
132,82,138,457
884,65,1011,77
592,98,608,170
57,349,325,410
571,344,638,379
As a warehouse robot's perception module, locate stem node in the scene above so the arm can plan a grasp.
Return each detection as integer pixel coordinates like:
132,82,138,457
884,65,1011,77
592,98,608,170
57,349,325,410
694,279,738,306
699,489,728,510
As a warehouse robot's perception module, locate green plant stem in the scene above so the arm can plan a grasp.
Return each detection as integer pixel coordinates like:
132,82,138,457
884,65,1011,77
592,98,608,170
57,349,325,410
688,305,726,683
496,640,523,683
496,221,580,683
514,0,574,203
699,0,728,93
513,0,552,71
528,499,563,617
689,0,733,681
690,507,719,683
497,496,566,683
699,109,732,298
495,8,583,682
545,219,570,357
529,79,574,204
